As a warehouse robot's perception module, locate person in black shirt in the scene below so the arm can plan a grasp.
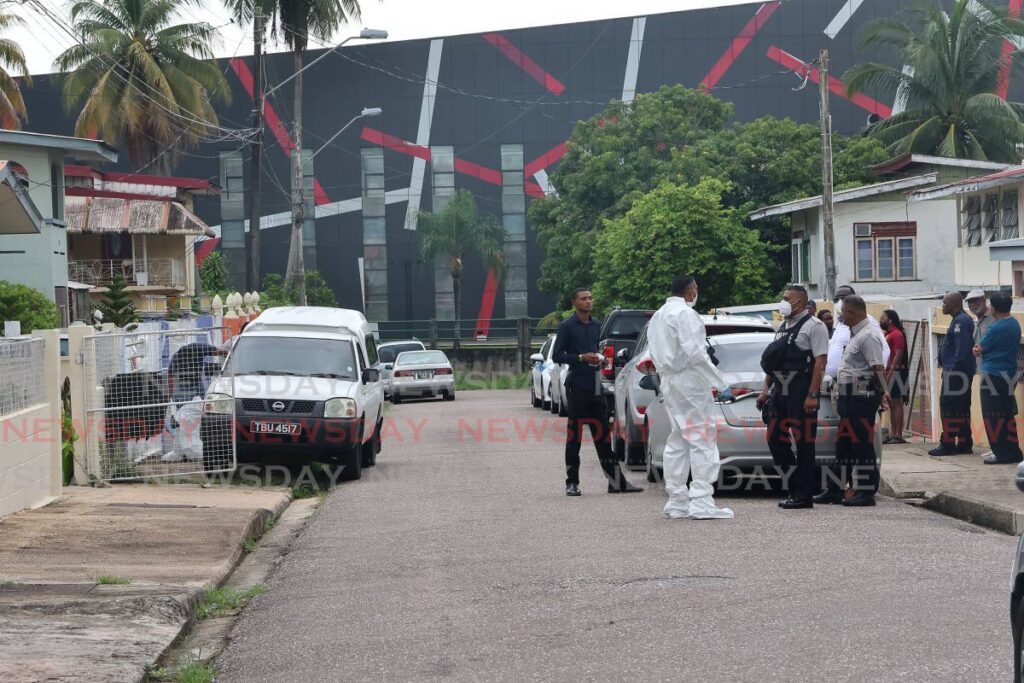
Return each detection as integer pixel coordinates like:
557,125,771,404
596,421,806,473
553,288,643,496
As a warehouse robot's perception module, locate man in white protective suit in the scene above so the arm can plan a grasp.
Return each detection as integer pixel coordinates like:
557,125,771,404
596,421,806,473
647,274,735,520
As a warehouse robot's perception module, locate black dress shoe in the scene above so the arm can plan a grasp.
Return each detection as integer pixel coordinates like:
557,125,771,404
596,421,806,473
842,492,876,507
983,454,1023,465
928,446,957,456
813,491,844,504
566,484,581,496
778,498,813,509
608,481,644,493
956,446,974,455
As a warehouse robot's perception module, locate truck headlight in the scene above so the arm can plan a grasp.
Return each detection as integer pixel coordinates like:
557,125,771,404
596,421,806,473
324,398,357,419
204,392,233,415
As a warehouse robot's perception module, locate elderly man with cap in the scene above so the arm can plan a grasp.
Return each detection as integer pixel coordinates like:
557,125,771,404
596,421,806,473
930,291,976,456
966,289,993,346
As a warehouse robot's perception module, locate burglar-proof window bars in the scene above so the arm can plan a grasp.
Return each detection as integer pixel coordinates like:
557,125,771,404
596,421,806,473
1002,190,1019,241
0,337,45,418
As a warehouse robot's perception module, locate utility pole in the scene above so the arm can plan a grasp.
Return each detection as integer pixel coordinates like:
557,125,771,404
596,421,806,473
819,49,837,300
247,7,264,292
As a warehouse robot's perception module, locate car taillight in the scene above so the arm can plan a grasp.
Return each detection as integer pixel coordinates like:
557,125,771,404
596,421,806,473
394,370,412,377
601,346,615,378
636,359,656,375
435,368,453,375
636,405,646,415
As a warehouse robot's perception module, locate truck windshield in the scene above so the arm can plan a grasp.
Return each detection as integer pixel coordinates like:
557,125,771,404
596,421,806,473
226,337,358,379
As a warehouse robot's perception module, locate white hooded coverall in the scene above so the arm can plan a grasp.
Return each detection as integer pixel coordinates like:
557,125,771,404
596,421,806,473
647,297,734,519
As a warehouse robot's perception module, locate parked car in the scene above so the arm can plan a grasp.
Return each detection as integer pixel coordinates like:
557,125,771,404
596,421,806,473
549,361,569,417
596,308,655,412
202,307,385,481
1011,533,1024,679
641,331,882,484
613,315,773,469
530,335,557,410
390,349,455,402
1017,461,1024,492
376,340,427,396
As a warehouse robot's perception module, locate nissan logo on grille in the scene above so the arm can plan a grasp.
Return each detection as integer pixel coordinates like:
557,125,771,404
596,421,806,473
271,401,286,412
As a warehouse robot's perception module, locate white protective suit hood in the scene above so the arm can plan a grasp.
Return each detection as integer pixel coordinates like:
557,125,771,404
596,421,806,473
646,297,734,519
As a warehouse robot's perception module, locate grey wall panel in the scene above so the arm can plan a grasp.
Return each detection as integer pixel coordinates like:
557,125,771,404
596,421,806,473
218,150,246,291
361,147,388,320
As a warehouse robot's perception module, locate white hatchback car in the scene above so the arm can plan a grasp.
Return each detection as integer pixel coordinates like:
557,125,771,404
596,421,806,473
390,349,455,402
613,315,773,469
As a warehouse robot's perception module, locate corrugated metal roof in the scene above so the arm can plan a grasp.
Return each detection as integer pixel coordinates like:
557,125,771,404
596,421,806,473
65,195,214,237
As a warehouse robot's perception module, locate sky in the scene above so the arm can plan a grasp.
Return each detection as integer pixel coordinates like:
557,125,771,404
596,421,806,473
15,0,757,76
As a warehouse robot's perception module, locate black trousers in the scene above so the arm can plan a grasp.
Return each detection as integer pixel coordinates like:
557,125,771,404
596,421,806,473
980,373,1023,463
827,392,881,494
565,384,617,486
939,370,974,452
767,372,817,501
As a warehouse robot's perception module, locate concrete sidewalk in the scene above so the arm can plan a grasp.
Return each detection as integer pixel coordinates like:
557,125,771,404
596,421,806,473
0,484,291,683
881,440,1024,534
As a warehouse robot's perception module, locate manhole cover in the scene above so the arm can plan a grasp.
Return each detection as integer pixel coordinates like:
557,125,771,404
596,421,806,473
620,576,735,589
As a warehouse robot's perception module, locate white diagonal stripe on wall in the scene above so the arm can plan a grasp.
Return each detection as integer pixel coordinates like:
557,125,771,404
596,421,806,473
621,17,646,103
824,0,865,39
404,38,444,231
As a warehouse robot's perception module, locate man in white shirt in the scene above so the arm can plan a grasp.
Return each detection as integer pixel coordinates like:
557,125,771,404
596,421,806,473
825,285,889,379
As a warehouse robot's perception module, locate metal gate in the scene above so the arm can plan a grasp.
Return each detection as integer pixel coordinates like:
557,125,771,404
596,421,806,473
82,327,236,481
903,319,933,439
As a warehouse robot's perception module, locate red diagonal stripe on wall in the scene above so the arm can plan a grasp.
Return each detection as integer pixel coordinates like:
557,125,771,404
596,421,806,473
231,58,330,206
474,269,499,337
766,46,893,118
482,33,566,96
701,2,781,90
524,143,567,177
998,0,1023,100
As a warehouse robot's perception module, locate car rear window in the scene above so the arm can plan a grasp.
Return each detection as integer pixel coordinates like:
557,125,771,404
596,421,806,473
710,341,770,373
705,323,770,335
397,350,449,366
605,313,653,339
379,343,425,363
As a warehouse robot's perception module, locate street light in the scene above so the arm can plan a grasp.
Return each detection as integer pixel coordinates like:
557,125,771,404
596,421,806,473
311,107,383,159
264,29,389,98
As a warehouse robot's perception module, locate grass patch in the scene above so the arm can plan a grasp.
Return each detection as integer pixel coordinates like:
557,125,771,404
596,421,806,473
0,579,19,588
291,483,317,499
147,655,218,683
314,489,328,509
96,574,132,585
243,538,257,553
456,370,532,391
263,517,276,533
195,585,266,620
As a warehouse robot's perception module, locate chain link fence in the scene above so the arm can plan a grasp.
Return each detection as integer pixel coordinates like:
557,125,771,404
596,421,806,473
0,337,45,417
82,327,235,481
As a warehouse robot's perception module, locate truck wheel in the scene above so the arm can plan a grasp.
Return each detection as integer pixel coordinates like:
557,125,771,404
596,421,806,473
340,448,363,481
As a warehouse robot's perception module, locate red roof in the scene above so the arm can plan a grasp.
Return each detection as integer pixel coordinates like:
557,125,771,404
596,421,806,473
64,164,217,193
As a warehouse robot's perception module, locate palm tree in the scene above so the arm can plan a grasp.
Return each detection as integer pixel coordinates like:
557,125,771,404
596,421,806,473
419,190,507,330
56,0,229,174
0,13,30,129
267,0,360,302
844,0,1024,162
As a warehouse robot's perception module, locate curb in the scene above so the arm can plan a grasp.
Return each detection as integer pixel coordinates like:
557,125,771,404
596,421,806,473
922,491,1024,535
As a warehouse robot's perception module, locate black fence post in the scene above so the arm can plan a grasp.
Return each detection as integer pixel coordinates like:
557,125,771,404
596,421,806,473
429,319,438,350
517,318,530,371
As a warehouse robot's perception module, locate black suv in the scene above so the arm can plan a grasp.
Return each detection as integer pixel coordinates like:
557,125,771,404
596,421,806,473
597,308,655,411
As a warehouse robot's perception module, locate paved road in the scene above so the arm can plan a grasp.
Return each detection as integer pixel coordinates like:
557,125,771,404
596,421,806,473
218,390,1016,682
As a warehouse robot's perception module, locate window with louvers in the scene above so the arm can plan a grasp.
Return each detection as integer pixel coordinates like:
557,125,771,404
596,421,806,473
1002,190,1019,240
983,193,1000,243
962,195,982,246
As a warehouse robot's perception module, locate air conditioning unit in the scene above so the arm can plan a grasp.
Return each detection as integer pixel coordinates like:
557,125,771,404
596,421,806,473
854,223,872,237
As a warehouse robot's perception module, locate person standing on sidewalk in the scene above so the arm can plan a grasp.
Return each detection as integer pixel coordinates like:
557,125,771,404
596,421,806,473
756,285,829,510
967,289,994,346
972,291,1023,465
553,288,643,497
930,292,976,456
825,285,889,379
647,275,735,519
880,309,909,445
817,296,890,507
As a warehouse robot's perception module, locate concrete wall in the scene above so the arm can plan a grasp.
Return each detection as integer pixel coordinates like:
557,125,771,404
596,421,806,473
445,346,523,376
0,330,62,518
954,245,1015,290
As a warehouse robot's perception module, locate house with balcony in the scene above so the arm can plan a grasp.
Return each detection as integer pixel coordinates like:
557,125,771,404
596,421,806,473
748,155,1011,298
0,131,117,325
64,167,217,314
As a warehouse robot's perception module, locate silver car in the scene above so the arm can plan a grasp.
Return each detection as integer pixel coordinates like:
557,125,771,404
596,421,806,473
613,315,773,470
642,332,882,484
376,340,426,396
549,361,569,417
390,349,455,403
530,335,558,410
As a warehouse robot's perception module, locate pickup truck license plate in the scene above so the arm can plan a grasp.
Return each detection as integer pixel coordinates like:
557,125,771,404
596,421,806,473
251,420,300,436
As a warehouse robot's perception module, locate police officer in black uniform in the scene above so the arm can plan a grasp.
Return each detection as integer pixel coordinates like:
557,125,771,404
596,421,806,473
756,285,829,509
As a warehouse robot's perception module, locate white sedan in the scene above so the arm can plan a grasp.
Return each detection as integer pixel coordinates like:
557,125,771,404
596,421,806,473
390,350,455,403
530,335,558,410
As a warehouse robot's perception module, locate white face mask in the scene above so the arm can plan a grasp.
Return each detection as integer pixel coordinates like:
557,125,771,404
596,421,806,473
685,294,698,308
834,299,843,318
778,300,793,318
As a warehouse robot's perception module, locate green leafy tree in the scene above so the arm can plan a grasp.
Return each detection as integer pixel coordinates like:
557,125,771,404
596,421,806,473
0,281,59,333
532,86,888,303
260,270,336,307
0,13,30,128
98,274,139,329
419,189,507,322
304,270,336,307
844,0,1024,161
199,251,228,294
593,179,773,311
55,0,229,174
